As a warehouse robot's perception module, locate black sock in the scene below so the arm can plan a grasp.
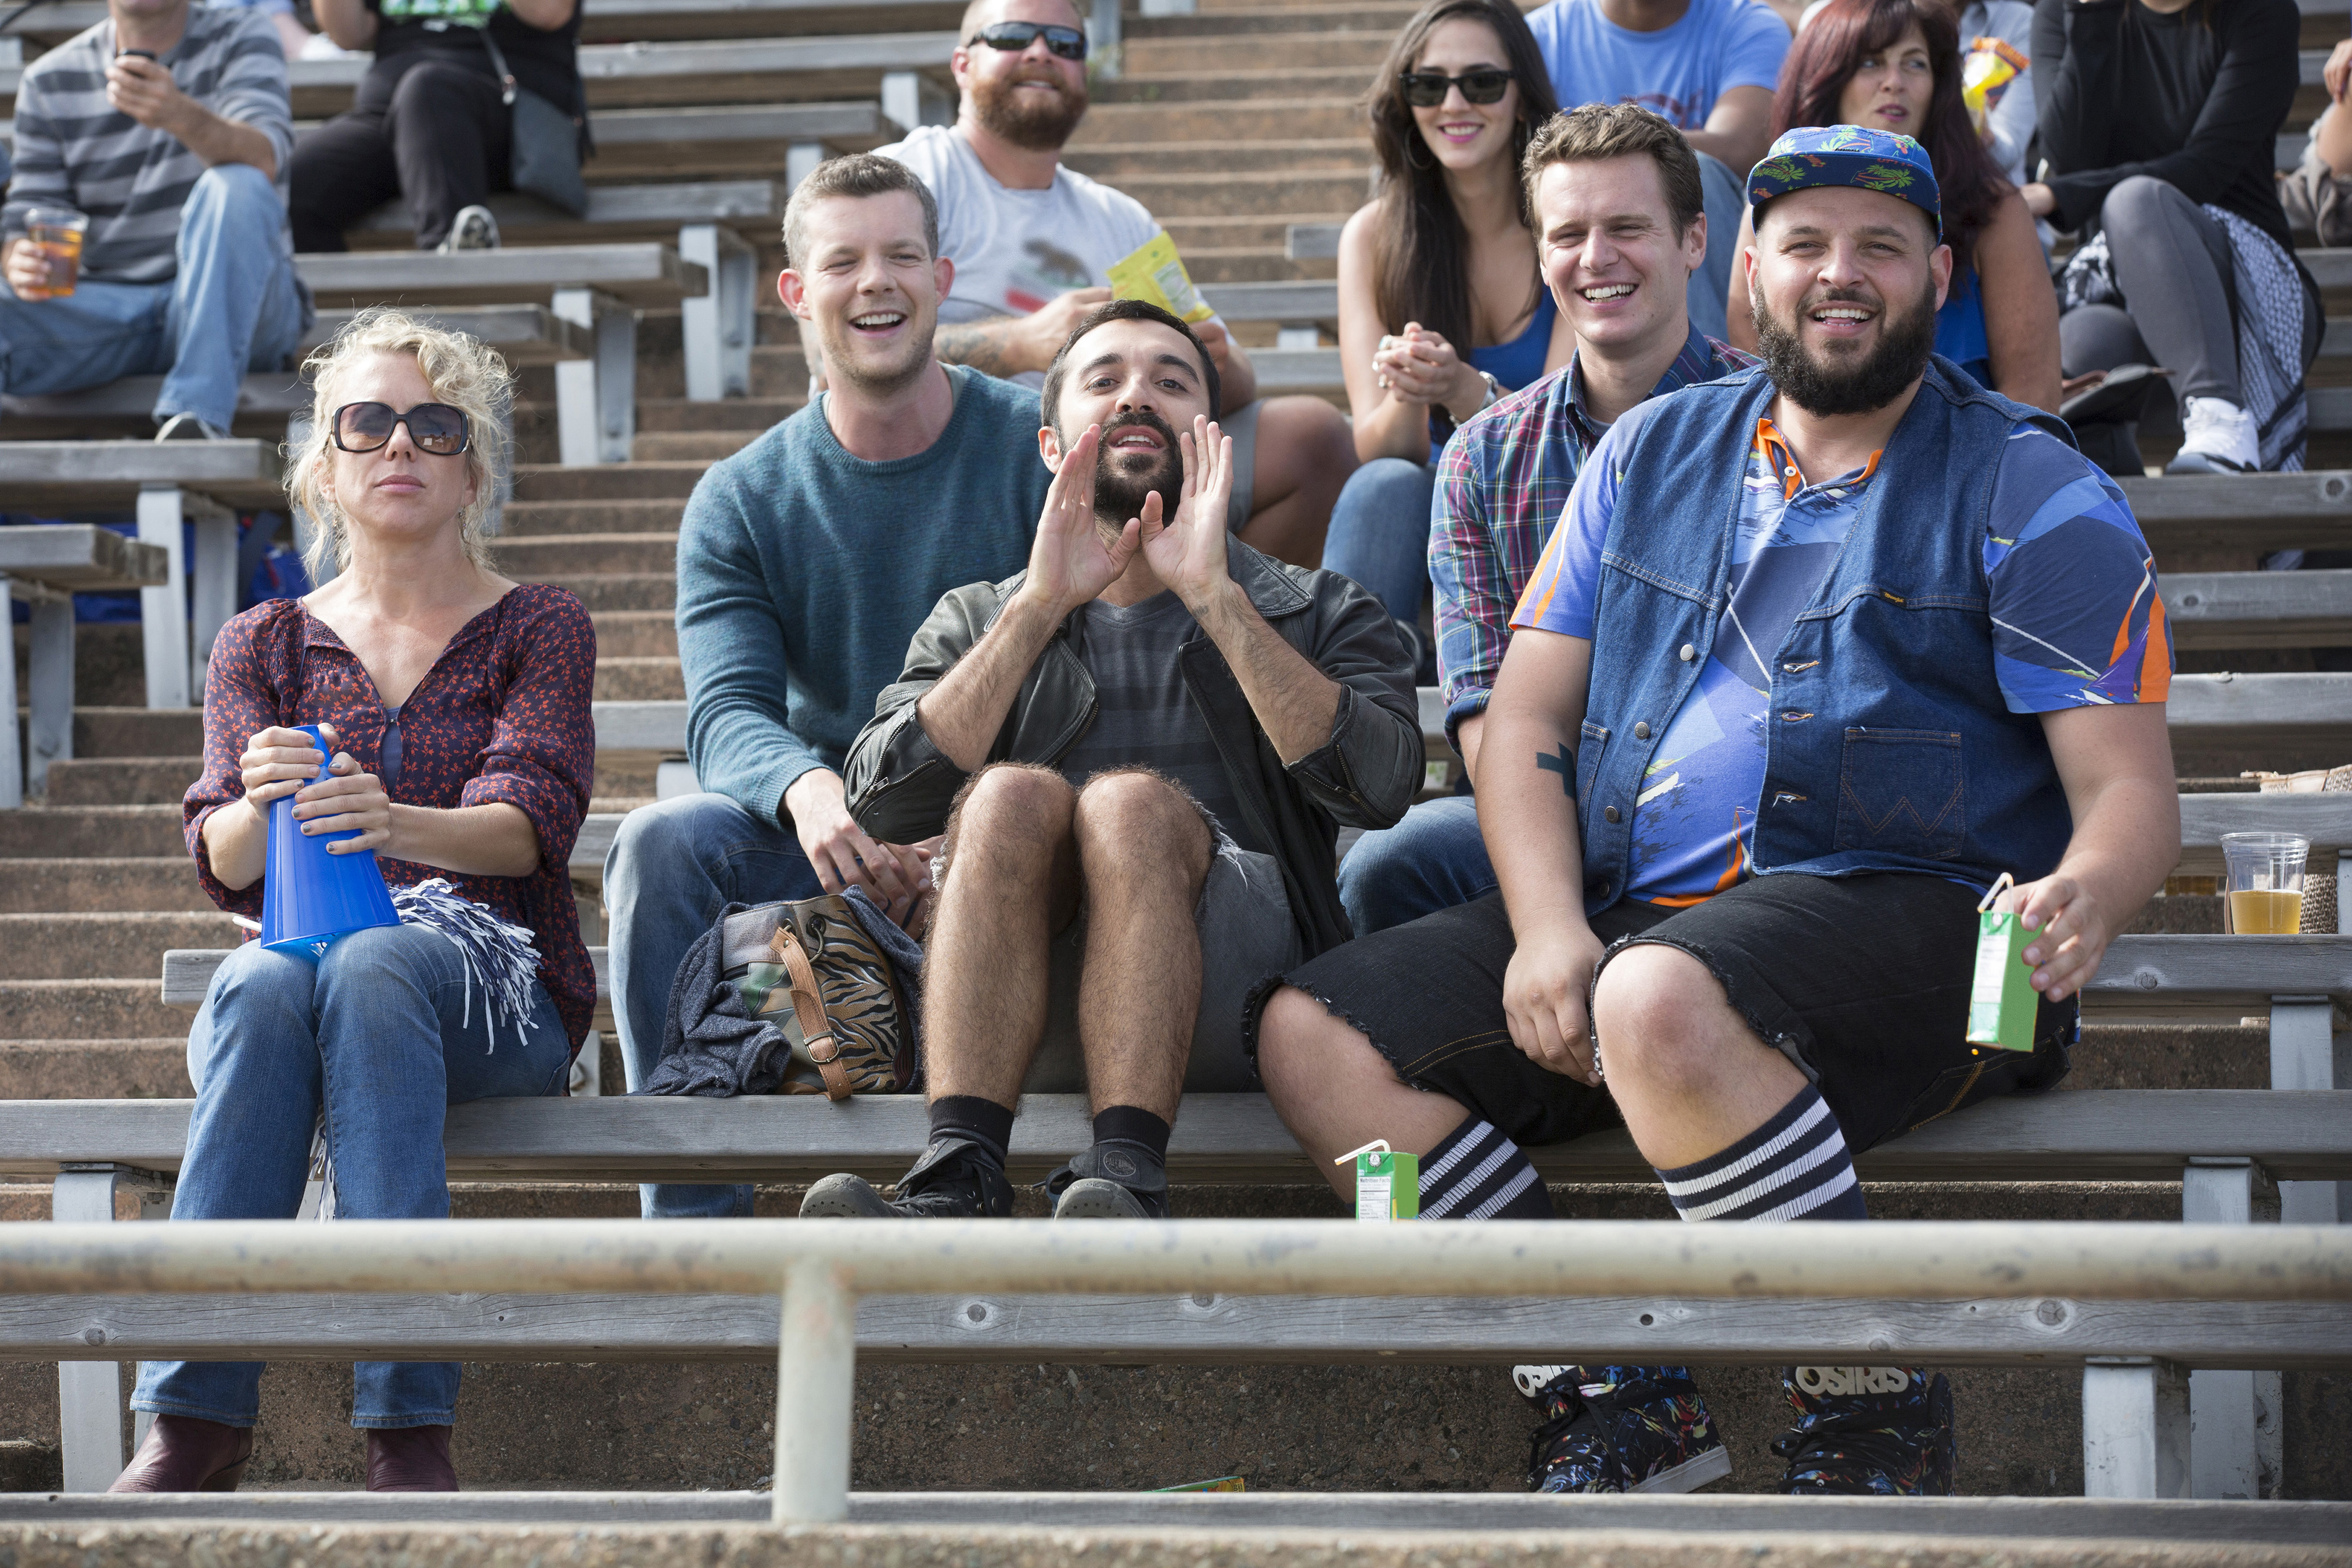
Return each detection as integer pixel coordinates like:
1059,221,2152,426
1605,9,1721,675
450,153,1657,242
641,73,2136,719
928,1094,1015,1168
1416,1116,1555,1220
1656,1083,1868,1222
1091,1104,1171,1173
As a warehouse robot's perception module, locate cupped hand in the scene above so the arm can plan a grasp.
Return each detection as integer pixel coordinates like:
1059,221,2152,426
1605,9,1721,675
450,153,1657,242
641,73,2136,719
289,725,394,855
237,725,327,820
1501,920,1610,1085
1024,423,1139,616
1995,873,2110,1004
1139,415,1234,609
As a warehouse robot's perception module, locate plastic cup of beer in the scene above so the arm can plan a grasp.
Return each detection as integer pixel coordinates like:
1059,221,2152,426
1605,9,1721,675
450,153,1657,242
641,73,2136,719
20,208,88,300
2220,832,2308,934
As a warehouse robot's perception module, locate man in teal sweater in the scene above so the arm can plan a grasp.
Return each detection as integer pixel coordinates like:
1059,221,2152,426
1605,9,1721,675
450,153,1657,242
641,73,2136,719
605,153,1048,1218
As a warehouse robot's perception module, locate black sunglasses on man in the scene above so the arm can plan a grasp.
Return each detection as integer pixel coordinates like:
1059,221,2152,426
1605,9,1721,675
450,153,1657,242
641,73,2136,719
965,19,1086,60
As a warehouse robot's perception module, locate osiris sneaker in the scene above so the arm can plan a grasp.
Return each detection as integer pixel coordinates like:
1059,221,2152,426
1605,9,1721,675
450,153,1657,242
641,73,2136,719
1771,1365,1957,1495
1516,1364,1732,1494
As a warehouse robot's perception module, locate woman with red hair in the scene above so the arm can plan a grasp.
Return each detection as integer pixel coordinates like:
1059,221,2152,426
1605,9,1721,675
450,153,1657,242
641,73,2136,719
1725,0,2061,411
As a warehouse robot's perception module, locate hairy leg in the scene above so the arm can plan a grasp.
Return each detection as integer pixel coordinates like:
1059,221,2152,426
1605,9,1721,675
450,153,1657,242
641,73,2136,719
1254,984,1472,1201
1068,769,1215,1121
924,763,1081,1107
1590,941,1806,1170
1236,395,1357,568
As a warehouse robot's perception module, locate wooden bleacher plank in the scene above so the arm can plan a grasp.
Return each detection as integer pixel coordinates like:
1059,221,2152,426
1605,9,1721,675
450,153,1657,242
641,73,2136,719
351,179,779,241
0,0,956,42
0,524,166,592
2164,569,2352,649
587,99,884,146
1,373,304,427
2123,471,2352,554
295,243,706,308
2167,671,2352,753
303,304,591,363
0,1290,2342,1370
13,1090,2351,1186
1199,280,1337,323
0,439,282,512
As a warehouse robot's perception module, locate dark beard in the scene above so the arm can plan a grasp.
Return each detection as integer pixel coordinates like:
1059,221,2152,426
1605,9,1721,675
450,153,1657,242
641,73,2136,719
969,69,1088,152
1751,276,1939,418
1091,411,1184,529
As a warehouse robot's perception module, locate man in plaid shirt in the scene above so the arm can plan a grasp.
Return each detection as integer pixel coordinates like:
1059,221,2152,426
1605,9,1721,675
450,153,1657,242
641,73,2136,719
1340,104,1755,935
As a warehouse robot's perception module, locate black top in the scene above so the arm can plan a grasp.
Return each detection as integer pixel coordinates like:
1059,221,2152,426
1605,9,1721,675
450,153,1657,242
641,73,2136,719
2032,0,2301,254
364,0,583,114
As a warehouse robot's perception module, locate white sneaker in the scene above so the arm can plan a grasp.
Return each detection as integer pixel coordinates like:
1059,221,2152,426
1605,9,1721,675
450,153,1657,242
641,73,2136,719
2166,396,2258,474
436,204,501,254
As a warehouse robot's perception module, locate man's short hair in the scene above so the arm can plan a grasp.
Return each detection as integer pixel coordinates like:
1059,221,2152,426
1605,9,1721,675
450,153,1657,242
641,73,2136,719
1520,102,1706,239
1041,298,1222,433
781,153,940,269
958,0,1086,39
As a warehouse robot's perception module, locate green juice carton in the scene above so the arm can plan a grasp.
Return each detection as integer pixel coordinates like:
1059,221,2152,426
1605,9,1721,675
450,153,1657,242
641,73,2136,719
1336,1139,1419,1221
1965,872,2039,1053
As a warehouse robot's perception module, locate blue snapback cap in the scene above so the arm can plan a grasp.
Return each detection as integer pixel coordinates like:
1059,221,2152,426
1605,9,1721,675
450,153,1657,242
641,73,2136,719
1747,124,1942,238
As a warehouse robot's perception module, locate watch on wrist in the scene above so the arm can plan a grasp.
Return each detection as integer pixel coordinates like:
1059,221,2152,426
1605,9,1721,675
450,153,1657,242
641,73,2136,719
1477,370,1504,411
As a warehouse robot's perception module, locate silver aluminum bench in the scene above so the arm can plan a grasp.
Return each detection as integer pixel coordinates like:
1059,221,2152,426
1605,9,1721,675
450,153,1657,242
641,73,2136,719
1,0,956,44
0,440,281,711
0,524,165,806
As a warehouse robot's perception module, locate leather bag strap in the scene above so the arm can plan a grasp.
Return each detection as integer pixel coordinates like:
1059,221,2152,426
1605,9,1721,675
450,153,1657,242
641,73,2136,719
768,926,851,1101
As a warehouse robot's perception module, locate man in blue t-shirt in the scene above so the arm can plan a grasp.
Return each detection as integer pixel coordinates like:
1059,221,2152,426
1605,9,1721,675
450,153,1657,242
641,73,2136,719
1526,0,1790,338
1251,128,2180,1498
603,154,1049,1220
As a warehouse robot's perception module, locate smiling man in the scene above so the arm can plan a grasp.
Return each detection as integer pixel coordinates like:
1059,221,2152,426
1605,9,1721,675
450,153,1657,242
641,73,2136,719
1250,125,2179,1496
602,154,1049,1220
1341,103,1754,940
799,300,1420,1224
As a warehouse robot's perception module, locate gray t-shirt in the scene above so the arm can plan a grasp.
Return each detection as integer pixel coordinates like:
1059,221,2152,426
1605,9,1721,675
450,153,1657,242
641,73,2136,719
1056,591,1264,854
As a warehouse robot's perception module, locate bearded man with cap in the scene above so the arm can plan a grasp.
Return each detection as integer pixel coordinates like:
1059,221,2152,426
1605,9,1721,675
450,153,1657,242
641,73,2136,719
1246,125,2180,1496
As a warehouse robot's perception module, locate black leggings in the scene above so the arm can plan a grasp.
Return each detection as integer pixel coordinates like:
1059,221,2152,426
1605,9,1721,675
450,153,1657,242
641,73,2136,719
289,56,512,252
2060,174,2321,419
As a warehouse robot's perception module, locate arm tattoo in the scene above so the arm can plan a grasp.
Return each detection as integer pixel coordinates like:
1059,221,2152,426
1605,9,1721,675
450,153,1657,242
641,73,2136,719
1535,743,1576,799
933,323,1018,378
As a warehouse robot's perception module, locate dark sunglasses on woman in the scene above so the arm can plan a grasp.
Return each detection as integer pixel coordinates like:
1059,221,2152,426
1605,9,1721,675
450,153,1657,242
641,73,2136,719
967,19,1086,60
330,401,472,457
1398,68,1513,107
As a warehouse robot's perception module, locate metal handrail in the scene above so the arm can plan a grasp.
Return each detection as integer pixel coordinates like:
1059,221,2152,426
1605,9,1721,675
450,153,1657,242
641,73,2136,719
10,1217,2352,1522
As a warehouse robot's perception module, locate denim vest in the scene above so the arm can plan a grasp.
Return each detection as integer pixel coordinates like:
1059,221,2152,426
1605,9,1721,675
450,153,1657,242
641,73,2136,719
1574,357,2077,917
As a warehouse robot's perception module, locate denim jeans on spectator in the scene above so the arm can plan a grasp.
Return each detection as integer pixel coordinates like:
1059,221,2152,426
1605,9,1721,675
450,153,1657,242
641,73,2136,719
134,924,572,1429
1336,793,1496,936
0,164,307,434
1689,152,1742,344
603,792,825,1218
1322,456,1437,679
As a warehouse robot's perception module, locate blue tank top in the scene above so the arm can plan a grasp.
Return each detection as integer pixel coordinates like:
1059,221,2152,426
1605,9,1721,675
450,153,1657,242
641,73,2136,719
1432,287,1559,458
1934,265,1993,390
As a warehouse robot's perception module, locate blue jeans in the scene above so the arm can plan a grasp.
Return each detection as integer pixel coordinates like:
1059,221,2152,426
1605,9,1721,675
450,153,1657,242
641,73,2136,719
1689,152,1742,344
134,924,573,1429
603,792,823,1218
1337,793,1496,936
1321,456,1437,672
0,164,307,432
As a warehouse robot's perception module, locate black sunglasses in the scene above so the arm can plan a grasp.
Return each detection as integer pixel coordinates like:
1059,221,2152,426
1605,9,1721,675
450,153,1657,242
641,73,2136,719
1399,67,1514,107
966,20,1086,60
331,401,471,456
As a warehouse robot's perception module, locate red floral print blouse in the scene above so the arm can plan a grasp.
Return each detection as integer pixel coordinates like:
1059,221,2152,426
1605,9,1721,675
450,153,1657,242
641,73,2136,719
185,584,599,1052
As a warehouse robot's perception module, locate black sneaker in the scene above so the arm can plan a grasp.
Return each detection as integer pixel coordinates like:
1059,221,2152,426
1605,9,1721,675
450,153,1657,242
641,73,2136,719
1771,1365,1956,1495
1516,1364,1731,1494
1041,1143,1170,1219
799,1135,1013,1218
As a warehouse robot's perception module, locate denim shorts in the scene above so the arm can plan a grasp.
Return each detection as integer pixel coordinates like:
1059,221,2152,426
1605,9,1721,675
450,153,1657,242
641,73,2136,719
1246,872,2074,1155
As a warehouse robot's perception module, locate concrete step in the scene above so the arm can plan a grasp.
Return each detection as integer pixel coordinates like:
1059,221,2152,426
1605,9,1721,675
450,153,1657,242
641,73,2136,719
1124,29,1391,73
632,429,764,463
0,911,242,981
0,979,186,1040
592,656,685,702
0,858,207,914
1072,98,1366,146
524,573,678,612
1107,168,1372,220
63,709,204,760
1143,1,1422,31
512,462,710,502
0,1039,191,1099
1067,139,1372,179
0,804,184,858
636,397,799,434
1096,67,1368,105
589,610,679,659
491,533,679,578
39,758,200,808
499,499,688,537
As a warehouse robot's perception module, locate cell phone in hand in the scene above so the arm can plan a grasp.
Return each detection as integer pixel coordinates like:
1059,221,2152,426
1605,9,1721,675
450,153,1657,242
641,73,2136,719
117,47,157,59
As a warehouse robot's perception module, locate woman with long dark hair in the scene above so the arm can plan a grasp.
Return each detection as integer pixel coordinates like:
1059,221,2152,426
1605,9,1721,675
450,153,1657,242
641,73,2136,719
1725,0,2062,411
1322,0,1565,667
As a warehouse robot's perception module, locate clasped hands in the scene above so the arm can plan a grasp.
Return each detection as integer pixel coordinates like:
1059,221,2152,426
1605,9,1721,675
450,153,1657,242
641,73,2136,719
1373,322,1487,422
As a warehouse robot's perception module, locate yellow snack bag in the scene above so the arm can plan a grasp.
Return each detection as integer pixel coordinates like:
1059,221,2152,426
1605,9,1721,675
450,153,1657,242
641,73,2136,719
1961,36,2029,142
1106,229,1217,324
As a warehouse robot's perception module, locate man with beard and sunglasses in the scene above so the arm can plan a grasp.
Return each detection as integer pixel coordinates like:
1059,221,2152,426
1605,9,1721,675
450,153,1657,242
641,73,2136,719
799,300,1419,1224
861,0,1360,570
1247,127,2178,1495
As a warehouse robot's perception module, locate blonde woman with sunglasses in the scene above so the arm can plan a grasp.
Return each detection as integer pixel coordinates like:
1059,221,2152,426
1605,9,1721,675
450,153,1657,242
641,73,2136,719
114,308,597,1496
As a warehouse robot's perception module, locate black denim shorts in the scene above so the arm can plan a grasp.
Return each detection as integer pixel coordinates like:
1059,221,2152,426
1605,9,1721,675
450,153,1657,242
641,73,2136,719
1246,872,2074,1156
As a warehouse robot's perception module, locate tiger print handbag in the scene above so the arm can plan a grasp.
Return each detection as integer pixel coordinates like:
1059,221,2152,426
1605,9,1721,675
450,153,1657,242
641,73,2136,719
718,896,916,1099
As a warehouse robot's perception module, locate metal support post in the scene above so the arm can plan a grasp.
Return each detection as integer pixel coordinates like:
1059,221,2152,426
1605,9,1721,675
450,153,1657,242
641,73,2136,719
2184,1159,2282,1499
2083,1356,2189,1499
27,587,73,797
135,485,190,710
771,1259,855,1527
785,141,825,196
1088,0,1122,78
0,571,19,810
52,1165,172,1492
2270,996,2344,1224
679,225,755,402
552,289,635,466
188,498,238,695
879,71,952,135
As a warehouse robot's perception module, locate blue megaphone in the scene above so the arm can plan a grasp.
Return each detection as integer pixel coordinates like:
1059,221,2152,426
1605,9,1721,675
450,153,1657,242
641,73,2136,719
258,722,401,961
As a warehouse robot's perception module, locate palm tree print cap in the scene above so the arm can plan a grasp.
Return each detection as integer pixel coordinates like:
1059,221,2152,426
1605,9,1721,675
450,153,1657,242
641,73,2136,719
1746,124,1942,238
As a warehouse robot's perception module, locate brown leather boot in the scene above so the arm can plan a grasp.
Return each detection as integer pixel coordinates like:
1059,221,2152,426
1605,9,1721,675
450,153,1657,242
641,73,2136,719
107,1414,253,1493
365,1424,458,1491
